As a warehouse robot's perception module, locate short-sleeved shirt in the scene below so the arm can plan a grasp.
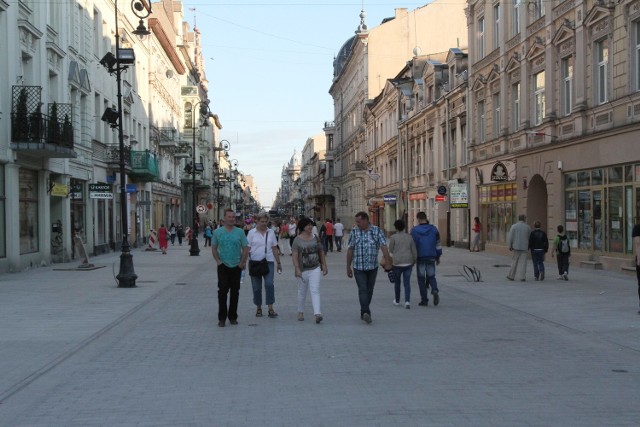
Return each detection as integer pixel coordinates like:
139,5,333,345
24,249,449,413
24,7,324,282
288,222,297,236
334,222,344,237
292,236,322,272
212,226,248,268
325,222,334,236
247,228,278,262
347,225,387,271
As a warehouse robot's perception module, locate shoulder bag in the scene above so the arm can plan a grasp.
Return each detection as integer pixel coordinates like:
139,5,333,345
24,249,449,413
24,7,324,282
249,231,270,277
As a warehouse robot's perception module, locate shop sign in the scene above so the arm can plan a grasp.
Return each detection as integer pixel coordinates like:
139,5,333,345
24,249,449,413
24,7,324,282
491,162,509,182
69,184,83,200
408,192,426,201
89,184,113,200
449,182,469,208
435,195,446,202
383,194,397,204
50,183,69,198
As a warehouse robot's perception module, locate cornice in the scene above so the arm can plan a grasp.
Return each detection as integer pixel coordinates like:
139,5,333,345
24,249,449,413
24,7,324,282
149,18,186,75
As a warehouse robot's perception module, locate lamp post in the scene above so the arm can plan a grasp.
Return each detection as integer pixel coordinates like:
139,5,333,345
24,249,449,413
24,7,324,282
229,159,239,215
212,139,230,220
188,100,212,256
100,0,151,288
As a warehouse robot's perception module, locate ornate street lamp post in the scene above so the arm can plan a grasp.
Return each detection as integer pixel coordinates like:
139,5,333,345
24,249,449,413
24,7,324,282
100,0,151,288
212,139,230,220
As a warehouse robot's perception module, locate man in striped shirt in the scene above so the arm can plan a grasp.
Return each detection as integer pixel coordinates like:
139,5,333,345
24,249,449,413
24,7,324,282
346,211,393,324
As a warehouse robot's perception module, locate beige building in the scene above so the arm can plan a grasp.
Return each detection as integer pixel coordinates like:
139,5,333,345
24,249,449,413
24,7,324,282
466,0,640,271
327,3,469,225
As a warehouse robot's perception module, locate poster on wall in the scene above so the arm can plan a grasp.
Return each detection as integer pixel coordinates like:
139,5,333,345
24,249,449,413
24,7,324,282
449,182,469,208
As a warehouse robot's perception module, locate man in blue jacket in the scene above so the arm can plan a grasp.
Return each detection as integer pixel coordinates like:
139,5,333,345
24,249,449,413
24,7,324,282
411,212,443,306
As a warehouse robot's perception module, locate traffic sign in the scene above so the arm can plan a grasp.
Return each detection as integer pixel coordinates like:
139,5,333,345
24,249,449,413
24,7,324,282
196,205,207,214
437,185,447,195
435,195,447,202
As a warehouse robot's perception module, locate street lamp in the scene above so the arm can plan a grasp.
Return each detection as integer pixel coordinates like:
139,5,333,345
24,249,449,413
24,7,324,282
229,159,239,214
213,139,231,220
187,100,213,256
100,0,152,288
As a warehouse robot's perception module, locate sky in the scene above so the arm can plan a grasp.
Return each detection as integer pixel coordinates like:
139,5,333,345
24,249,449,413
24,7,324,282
182,1,428,207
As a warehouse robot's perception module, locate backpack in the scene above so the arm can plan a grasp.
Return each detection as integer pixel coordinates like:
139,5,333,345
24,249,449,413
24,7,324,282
558,236,570,254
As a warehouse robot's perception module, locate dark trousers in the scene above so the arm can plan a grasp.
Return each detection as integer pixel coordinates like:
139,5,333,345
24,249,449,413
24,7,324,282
217,264,242,322
335,236,343,251
556,253,570,275
353,268,378,316
326,235,333,251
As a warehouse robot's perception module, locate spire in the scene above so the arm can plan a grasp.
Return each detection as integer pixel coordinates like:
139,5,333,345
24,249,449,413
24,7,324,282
356,1,368,35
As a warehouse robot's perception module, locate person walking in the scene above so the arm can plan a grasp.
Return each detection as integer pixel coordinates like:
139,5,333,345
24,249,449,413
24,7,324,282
507,214,531,281
169,222,176,245
247,213,282,319
211,209,249,327
325,219,334,252
203,224,213,247
529,220,549,281
334,218,344,252
346,211,393,324
157,224,169,255
292,217,328,323
551,224,571,281
471,217,482,252
288,217,297,253
279,220,291,256
176,224,184,245
388,219,417,309
633,218,640,314
319,221,327,253
411,212,443,306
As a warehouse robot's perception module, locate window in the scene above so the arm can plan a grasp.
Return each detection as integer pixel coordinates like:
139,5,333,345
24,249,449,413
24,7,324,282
478,17,485,59
494,4,501,50
635,21,640,91
450,128,457,167
534,0,544,20
493,93,501,136
460,124,467,165
512,82,520,131
478,101,486,143
428,137,434,173
512,0,521,36
19,169,39,254
533,71,545,125
596,39,609,104
561,57,573,116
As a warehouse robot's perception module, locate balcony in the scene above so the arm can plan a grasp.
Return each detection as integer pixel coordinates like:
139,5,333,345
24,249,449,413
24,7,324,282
10,86,76,158
106,145,132,169
157,127,178,147
129,150,159,182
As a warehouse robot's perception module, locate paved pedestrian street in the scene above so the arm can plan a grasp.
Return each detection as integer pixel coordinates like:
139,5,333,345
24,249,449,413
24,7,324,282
0,244,639,426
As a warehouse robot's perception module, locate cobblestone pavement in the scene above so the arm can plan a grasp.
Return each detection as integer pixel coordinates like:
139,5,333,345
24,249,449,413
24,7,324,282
0,242,639,426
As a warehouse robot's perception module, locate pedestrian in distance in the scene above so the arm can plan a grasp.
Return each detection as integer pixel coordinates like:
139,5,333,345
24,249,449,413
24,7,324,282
529,220,549,281
247,213,282,319
279,220,291,256
388,219,417,309
203,224,213,247
411,212,443,306
211,209,249,327
319,221,327,253
176,224,184,245
346,211,393,324
292,217,328,323
507,214,532,281
334,218,344,252
325,219,334,252
288,217,298,252
157,223,169,255
551,224,571,281
169,222,176,245
471,217,482,252
633,218,640,314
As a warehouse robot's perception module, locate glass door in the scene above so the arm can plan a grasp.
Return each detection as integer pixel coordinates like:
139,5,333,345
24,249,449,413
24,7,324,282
593,190,602,251
578,190,591,249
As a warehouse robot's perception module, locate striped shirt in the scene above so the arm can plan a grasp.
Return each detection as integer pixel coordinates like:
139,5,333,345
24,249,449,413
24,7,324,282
347,225,387,271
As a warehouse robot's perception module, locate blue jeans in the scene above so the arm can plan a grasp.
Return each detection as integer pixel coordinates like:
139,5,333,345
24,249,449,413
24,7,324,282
353,268,378,316
250,261,275,306
392,265,413,303
531,249,545,278
416,259,438,303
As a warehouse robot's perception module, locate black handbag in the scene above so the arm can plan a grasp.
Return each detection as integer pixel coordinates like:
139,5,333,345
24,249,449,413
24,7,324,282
248,232,270,277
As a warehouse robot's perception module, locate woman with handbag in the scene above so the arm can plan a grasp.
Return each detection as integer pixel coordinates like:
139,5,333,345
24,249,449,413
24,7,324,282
247,213,282,318
292,217,328,323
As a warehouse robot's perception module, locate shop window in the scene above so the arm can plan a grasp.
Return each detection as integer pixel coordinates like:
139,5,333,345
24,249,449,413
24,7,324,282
565,173,577,189
591,169,603,186
0,164,5,258
19,169,39,254
577,190,592,250
608,187,623,252
577,171,590,187
608,166,623,184
625,165,634,182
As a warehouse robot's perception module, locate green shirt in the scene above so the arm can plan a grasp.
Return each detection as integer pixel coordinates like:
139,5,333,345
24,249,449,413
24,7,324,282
212,226,248,268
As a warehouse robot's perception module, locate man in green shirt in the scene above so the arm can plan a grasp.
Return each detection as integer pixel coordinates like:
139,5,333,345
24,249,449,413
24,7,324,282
212,209,249,327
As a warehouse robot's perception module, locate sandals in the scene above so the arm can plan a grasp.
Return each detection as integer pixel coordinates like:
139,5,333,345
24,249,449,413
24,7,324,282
255,307,263,317
268,309,278,318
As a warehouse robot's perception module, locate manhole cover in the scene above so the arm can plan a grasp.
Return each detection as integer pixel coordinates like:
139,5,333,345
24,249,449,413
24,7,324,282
612,369,628,373
175,282,187,286
493,264,510,268
247,323,258,327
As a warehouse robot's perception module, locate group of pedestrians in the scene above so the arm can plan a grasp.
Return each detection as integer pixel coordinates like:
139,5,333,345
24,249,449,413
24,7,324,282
209,209,444,327
507,214,571,282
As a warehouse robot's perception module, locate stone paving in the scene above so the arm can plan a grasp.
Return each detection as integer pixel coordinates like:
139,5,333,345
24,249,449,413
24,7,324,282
0,241,639,426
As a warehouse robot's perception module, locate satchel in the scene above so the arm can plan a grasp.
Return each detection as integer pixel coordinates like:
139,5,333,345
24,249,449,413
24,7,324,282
248,231,270,277
249,259,269,276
